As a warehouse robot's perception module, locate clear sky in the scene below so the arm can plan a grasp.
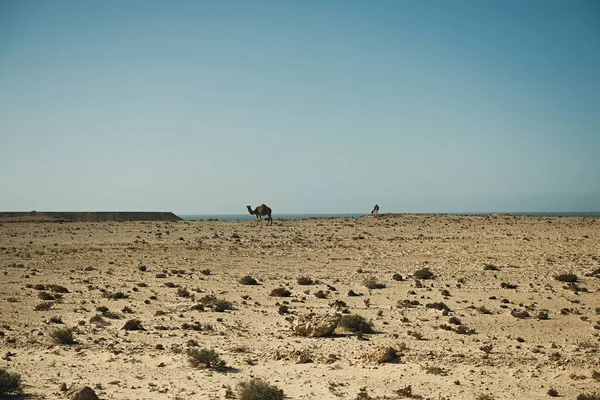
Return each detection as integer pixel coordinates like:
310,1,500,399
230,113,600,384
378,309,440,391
1,0,598,214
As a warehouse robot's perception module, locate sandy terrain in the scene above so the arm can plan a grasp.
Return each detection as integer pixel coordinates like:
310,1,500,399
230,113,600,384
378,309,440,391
1,214,599,399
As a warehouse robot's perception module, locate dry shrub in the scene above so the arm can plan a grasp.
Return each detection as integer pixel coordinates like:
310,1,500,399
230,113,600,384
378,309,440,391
47,284,68,293
424,365,448,375
483,264,500,271
49,327,75,345
38,291,60,301
407,330,424,340
237,378,284,400
269,287,292,297
414,268,435,280
555,273,578,282
297,276,314,285
455,325,477,335
577,393,600,400
34,302,54,311
363,276,386,289
511,309,530,319
338,314,374,334
122,319,145,331
198,295,233,311
103,291,128,299
187,348,226,370
395,385,423,399
426,302,450,312
0,368,22,396
239,275,258,285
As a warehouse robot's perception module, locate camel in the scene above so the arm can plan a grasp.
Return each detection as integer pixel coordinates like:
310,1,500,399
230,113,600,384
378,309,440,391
371,204,379,215
247,204,273,225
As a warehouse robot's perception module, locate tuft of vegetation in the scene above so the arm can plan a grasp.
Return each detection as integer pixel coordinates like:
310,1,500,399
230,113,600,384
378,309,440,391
555,273,578,283
49,327,75,345
34,302,54,311
426,302,450,312
414,268,435,280
363,276,386,289
38,291,61,301
122,319,145,331
395,385,422,399
48,284,68,293
407,330,424,340
239,275,258,285
278,305,289,315
297,276,315,285
237,378,284,400
0,368,23,397
501,282,518,289
577,393,600,400
338,314,374,334
103,291,129,299
198,295,233,312
187,348,226,370
483,264,500,271
511,309,530,319
455,325,477,335
269,287,292,297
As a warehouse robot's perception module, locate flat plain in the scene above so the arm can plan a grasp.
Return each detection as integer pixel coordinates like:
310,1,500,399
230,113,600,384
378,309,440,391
1,214,599,399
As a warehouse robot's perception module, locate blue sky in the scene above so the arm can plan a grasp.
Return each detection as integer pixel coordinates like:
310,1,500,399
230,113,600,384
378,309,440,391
1,0,598,214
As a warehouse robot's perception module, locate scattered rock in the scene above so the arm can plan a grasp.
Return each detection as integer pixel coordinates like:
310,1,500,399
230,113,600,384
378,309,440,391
69,386,100,400
291,313,341,337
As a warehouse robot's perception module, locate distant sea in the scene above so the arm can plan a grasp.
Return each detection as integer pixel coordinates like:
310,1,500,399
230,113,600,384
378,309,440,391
179,212,600,221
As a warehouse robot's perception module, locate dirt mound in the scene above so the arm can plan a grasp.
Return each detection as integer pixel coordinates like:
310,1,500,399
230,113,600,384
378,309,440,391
0,211,182,222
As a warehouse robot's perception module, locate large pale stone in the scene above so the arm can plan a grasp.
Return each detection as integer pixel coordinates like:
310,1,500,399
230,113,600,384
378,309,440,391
292,313,341,337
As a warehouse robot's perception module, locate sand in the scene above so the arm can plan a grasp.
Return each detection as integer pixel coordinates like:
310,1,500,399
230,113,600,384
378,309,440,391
1,214,599,399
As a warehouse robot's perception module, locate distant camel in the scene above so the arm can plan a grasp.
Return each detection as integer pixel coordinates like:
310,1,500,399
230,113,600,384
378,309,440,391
371,204,380,215
247,204,273,225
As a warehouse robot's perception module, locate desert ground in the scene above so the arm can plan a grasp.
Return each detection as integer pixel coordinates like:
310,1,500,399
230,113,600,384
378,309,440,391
1,214,599,399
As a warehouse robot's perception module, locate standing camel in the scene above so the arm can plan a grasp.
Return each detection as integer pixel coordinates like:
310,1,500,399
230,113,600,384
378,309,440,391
371,204,380,215
247,204,273,225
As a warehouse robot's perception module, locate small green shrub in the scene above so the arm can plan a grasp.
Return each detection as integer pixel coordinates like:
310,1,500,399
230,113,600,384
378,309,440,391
187,348,226,370
237,378,284,400
0,368,22,396
49,327,75,345
338,314,374,334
